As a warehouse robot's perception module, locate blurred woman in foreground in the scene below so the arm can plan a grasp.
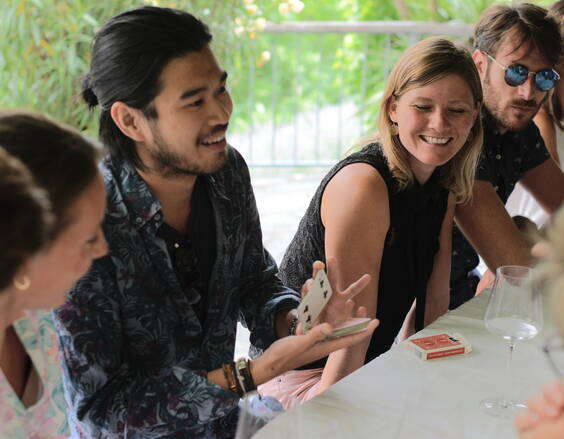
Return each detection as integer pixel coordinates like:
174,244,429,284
0,111,107,439
515,206,564,438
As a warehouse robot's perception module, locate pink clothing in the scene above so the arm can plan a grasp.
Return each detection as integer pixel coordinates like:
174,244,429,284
0,310,68,439
258,368,323,409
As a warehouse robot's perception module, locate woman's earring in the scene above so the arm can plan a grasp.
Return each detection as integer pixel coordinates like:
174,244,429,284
390,122,399,136
13,276,31,291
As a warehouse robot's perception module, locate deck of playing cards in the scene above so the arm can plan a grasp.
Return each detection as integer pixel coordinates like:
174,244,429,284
405,332,472,360
296,269,371,339
326,317,372,340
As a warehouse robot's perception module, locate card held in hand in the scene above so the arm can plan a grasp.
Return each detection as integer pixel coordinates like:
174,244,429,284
326,317,372,339
297,269,333,333
296,269,371,338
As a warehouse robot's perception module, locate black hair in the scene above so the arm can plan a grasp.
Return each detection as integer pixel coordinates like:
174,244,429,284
82,6,213,169
0,111,100,239
0,147,52,290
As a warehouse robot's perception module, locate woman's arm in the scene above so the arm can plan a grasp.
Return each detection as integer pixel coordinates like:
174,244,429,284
316,163,390,392
424,192,456,326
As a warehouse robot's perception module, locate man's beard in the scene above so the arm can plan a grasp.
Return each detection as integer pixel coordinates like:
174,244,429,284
483,76,545,132
146,123,228,178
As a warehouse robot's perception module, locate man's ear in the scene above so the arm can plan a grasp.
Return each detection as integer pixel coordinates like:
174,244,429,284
472,49,488,81
110,101,149,142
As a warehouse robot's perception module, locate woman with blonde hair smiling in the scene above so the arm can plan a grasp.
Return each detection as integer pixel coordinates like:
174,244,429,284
0,111,108,439
259,36,483,407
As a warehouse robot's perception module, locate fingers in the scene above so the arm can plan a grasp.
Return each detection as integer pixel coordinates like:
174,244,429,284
324,318,379,349
543,381,564,410
300,278,314,299
286,318,379,371
531,241,551,259
344,298,355,316
302,260,325,299
515,410,540,433
341,273,371,300
311,260,325,279
526,394,561,425
304,322,333,343
514,381,564,434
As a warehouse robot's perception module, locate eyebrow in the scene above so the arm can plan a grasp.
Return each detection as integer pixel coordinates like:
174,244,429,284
414,97,472,105
179,71,228,100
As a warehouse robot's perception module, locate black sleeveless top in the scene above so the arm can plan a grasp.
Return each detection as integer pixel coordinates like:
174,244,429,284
279,143,449,366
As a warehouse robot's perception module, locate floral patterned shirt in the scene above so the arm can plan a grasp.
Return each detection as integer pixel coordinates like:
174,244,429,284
0,310,69,439
53,147,300,439
450,111,551,308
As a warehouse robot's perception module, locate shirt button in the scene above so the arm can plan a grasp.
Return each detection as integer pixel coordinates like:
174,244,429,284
495,154,501,160
174,243,180,249
155,214,161,221
136,217,143,224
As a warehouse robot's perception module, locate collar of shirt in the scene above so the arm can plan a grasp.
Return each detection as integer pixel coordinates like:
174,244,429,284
101,157,164,232
482,108,536,144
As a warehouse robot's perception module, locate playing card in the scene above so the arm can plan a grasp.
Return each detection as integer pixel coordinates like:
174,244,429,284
326,317,372,340
297,268,333,333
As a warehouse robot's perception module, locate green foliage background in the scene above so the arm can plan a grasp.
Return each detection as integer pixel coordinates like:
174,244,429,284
0,0,553,139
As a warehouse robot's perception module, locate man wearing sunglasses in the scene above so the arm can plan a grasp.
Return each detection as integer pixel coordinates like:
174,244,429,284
450,3,564,309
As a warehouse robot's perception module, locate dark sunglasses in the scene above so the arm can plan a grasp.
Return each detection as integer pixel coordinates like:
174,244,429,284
485,52,560,92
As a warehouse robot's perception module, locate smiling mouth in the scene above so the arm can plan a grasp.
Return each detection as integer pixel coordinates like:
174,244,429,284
200,134,226,146
420,135,452,145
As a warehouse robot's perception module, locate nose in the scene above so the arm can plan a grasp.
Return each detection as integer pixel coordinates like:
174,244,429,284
209,94,232,125
516,75,536,100
429,109,450,131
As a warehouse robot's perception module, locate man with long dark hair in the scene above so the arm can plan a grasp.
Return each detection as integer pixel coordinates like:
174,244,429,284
53,6,376,438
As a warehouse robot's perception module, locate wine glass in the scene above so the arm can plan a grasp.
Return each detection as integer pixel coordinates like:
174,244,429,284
481,265,543,418
235,391,284,439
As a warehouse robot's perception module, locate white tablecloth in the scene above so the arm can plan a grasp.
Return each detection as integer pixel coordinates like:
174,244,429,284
256,292,556,439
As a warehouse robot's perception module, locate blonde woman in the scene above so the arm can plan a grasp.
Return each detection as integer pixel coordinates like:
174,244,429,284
259,37,483,407
0,111,108,439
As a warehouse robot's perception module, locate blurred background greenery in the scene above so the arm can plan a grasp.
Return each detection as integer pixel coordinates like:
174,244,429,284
1,0,553,152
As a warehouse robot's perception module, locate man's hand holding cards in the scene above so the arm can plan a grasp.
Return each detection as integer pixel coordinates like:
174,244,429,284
297,267,372,339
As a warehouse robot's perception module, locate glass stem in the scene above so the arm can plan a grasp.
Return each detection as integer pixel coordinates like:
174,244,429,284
504,340,516,406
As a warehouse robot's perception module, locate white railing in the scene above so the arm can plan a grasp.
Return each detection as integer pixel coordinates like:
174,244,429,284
230,21,473,168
